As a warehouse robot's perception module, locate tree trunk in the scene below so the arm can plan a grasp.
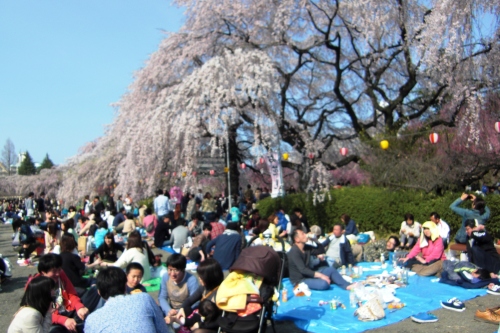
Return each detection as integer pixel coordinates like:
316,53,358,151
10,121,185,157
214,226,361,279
225,125,240,202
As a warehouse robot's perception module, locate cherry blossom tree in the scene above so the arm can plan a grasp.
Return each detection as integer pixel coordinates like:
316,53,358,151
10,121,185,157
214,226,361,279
4,0,500,202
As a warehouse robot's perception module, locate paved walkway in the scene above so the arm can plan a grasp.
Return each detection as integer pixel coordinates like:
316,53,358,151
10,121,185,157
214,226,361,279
1,224,499,332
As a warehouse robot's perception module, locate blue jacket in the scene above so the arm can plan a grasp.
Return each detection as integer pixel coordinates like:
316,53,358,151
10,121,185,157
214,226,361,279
345,219,359,236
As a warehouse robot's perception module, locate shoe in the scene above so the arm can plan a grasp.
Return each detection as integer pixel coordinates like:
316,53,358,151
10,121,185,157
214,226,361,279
475,307,500,324
19,259,31,267
487,285,500,296
440,297,465,312
411,312,438,323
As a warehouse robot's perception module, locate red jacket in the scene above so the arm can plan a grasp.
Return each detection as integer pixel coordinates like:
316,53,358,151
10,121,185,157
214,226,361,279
28,270,85,326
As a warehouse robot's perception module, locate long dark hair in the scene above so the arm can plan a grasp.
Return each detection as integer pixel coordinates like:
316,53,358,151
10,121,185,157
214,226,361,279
60,233,77,253
103,232,116,251
197,258,224,291
126,231,144,250
21,276,55,317
47,223,58,238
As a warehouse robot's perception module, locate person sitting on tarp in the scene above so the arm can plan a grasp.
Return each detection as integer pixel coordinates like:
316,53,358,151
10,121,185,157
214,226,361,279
288,229,355,291
399,221,445,276
363,236,401,262
321,224,355,269
464,219,500,278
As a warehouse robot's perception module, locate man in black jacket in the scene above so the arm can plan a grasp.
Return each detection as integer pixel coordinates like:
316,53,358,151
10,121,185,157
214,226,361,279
465,219,500,277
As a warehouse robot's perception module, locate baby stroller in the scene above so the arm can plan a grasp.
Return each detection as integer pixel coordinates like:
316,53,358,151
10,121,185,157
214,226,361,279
217,245,284,333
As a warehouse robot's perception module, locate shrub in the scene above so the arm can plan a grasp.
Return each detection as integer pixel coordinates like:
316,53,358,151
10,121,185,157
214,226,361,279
257,187,500,239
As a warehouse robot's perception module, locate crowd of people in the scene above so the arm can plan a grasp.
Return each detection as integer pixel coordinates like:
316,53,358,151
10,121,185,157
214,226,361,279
4,185,500,332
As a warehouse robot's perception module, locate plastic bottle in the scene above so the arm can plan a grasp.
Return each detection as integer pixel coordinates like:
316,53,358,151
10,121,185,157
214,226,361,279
349,289,357,308
380,253,385,265
282,288,288,302
341,265,346,275
393,250,398,268
348,264,353,276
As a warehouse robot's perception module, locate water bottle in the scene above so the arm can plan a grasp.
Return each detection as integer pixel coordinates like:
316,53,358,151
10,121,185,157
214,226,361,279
380,253,385,265
349,289,357,308
282,288,288,302
393,250,398,268
341,265,346,275
348,264,353,276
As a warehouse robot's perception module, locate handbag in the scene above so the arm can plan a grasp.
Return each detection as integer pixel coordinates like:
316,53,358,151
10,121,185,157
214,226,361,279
12,231,21,247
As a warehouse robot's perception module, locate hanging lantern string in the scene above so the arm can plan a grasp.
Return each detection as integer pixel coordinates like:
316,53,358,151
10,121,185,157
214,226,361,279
370,129,443,141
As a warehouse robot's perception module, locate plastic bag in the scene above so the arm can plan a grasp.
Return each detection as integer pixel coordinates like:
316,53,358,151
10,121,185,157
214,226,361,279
354,296,386,321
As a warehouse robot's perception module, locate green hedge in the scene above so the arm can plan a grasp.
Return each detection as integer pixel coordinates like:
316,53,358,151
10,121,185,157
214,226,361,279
257,187,500,239
137,197,154,211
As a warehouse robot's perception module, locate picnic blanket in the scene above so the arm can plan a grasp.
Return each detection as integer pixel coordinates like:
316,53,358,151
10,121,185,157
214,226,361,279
275,262,487,333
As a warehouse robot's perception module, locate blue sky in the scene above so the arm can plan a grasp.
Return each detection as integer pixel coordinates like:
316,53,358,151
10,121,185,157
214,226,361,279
0,1,184,165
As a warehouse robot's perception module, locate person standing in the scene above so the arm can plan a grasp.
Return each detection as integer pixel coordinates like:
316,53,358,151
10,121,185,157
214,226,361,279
116,195,124,213
106,193,116,212
36,192,47,221
92,196,105,220
25,192,35,218
154,189,171,222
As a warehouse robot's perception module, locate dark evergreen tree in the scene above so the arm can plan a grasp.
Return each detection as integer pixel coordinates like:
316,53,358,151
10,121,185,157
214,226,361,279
17,151,36,175
37,153,54,172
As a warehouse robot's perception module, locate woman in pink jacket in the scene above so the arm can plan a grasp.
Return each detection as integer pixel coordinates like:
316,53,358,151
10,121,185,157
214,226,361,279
400,221,445,270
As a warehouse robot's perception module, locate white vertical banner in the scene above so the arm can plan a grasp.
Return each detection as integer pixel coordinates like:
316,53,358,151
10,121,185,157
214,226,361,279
264,151,285,198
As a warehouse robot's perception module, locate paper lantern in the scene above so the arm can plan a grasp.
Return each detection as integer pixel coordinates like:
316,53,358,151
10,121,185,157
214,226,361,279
495,122,500,133
380,140,389,150
224,167,229,173
282,152,289,161
164,172,169,176
340,147,348,156
429,133,439,144
181,172,187,178
173,172,177,177
308,153,315,159
209,170,215,176
259,157,265,164
241,163,246,169
192,171,197,177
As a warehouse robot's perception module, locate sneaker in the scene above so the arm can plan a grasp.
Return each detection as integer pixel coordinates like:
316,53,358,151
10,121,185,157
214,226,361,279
440,297,465,312
19,259,31,267
475,307,500,324
411,312,438,323
487,285,500,296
